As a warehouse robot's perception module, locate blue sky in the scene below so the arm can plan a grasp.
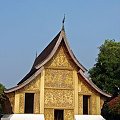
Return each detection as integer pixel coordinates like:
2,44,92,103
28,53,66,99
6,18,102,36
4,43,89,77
0,0,120,88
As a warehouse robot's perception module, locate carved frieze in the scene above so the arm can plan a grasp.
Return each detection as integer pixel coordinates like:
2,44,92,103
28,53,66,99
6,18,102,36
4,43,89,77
44,89,74,108
64,109,74,120
44,108,53,120
34,92,40,113
16,75,40,114
78,78,94,94
21,75,40,91
91,95,97,114
45,69,73,89
45,45,75,69
78,95,83,114
17,76,40,94
19,93,24,113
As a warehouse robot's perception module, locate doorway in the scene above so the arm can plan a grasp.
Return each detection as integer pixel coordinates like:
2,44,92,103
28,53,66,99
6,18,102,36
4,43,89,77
83,95,90,115
54,109,64,120
24,93,34,113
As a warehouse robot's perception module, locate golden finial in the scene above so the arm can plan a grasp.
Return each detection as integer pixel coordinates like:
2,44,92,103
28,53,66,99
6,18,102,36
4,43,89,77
62,14,65,30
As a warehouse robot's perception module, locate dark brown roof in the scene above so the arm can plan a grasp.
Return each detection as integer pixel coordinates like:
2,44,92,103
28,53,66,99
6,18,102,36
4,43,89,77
17,68,37,85
32,31,61,68
17,31,61,85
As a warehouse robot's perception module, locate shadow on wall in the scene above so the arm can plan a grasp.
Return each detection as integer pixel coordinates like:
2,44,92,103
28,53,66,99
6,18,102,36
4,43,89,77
0,94,13,114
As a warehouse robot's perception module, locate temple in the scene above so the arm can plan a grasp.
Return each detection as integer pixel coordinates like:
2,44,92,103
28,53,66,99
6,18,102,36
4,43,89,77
4,25,111,120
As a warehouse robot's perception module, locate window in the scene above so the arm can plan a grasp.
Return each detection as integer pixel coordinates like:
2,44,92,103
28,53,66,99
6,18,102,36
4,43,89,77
83,95,90,115
24,93,34,113
54,109,64,120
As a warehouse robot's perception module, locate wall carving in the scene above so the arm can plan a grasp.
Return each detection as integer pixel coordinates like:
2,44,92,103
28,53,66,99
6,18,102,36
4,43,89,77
44,108,53,120
34,92,40,113
44,89,74,108
91,95,97,114
18,92,40,114
78,76,102,115
19,93,24,113
78,95,83,114
16,75,41,113
45,69,73,89
64,109,74,120
78,93,101,115
78,79,93,94
45,44,76,69
19,75,40,92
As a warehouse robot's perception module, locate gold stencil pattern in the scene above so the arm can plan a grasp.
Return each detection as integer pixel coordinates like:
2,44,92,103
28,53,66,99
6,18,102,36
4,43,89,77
44,109,53,120
45,69,73,89
91,96,97,114
78,95,83,114
17,75,40,113
20,75,40,91
78,77,101,114
45,45,75,69
64,109,74,120
78,79,93,93
34,92,40,113
19,93,24,113
45,89,74,108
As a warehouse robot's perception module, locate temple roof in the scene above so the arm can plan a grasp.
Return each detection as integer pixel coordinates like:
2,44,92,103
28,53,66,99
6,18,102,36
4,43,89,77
4,26,111,98
17,27,86,85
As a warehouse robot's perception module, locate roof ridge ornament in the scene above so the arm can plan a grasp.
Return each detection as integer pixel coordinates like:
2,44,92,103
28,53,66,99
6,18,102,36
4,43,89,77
62,14,65,30
36,51,38,58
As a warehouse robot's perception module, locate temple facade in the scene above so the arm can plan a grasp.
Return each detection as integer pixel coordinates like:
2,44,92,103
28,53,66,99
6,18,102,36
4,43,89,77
4,26,111,120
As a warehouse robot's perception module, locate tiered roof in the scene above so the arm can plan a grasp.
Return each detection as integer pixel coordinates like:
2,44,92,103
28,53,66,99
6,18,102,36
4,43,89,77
5,25,111,98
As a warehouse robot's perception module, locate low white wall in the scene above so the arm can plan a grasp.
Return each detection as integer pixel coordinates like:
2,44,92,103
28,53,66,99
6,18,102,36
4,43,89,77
1,114,44,120
75,115,106,120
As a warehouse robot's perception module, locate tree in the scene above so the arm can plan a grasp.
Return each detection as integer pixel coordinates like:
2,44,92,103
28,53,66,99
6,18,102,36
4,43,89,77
89,40,120,95
0,83,5,114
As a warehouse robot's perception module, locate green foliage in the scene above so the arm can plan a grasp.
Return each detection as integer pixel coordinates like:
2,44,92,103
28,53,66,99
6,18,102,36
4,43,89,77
0,83,5,91
0,83,5,114
89,40,120,95
0,83,5,97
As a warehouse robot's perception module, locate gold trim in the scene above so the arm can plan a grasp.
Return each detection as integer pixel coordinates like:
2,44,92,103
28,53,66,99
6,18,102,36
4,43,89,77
45,87,74,90
45,107,74,109
45,67,73,71
78,92,92,95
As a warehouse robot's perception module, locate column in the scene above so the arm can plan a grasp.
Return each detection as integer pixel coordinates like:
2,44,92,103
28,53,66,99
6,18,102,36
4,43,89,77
40,69,45,114
96,95,101,114
73,70,78,115
14,92,20,113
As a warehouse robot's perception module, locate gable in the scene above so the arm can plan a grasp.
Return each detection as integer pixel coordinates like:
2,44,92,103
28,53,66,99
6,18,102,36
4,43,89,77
17,29,86,85
78,75,97,95
44,41,76,89
18,74,41,92
45,40,77,70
